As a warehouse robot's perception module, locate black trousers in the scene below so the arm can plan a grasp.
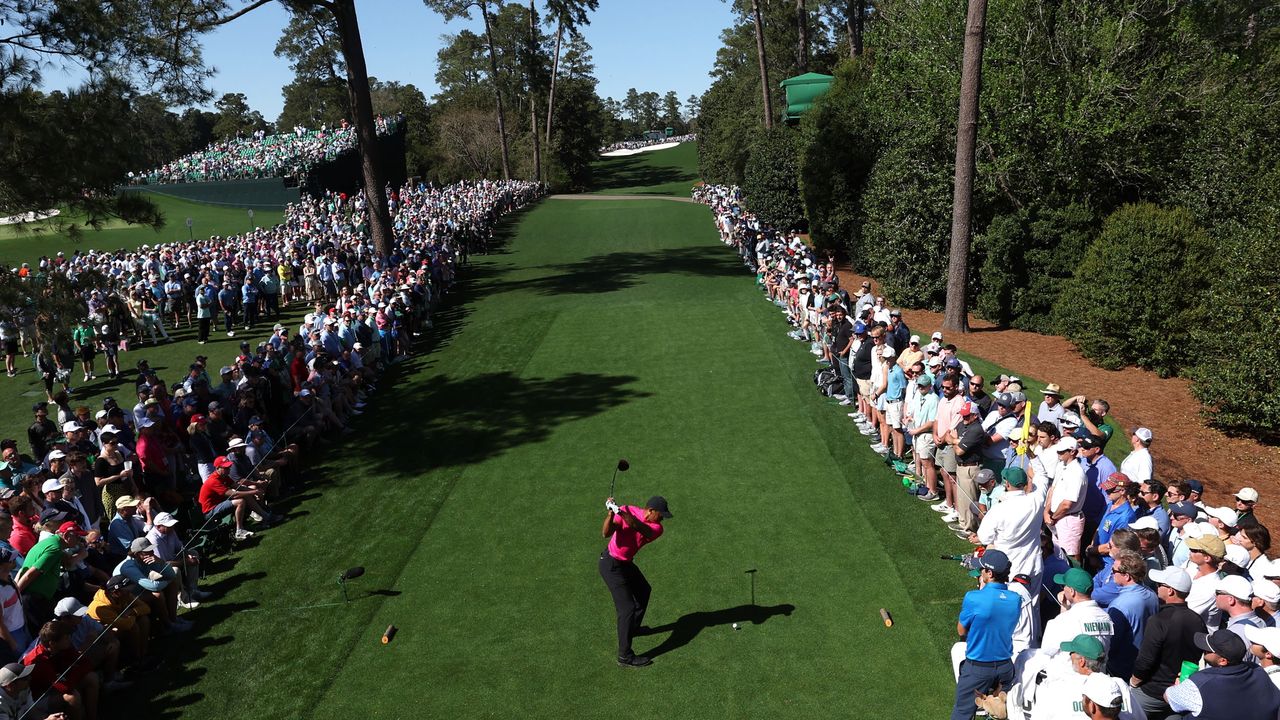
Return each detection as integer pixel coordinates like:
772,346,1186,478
599,551,651,659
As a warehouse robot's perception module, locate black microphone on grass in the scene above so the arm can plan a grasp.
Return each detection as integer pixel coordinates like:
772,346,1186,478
338,566,365,602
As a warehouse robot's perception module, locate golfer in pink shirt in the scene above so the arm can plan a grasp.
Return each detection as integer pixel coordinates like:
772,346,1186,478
599,495,671,668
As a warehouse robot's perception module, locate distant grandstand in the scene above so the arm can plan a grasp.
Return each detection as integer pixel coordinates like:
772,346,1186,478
126,116,408,211
128,115,402,186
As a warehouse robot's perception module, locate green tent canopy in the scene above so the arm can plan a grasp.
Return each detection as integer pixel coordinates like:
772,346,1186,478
780,72,834,123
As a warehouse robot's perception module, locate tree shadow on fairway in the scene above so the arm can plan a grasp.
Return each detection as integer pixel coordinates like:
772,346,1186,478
641,603,796,659
473,246,745,297
591,155,696,194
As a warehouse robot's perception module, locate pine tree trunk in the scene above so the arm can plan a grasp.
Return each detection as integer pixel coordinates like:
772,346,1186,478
545,18,563,147
752,0,774,129
481,2,512,180
331,0,394,258
529,0,541,181
943,0,989,333
850,1,863,57
796,0,809,72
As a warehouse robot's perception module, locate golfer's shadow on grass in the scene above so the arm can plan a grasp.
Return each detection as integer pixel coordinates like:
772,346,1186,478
639,603,795,658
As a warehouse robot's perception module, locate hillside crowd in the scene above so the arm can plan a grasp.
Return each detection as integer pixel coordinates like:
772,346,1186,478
0,177,543,719
695,183,1280,720
127,116,401,185
598,134,697,154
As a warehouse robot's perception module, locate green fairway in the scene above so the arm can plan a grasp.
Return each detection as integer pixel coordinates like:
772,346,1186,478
0,192,284,268
590,141,700,196
130,194,984,719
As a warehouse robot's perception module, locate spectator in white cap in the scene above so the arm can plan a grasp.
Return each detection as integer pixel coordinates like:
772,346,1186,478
1244,626,1280,689
1119,428,1153,484
53,597,129,692
1129,566,1206,717
1252,579,1279,627
1081,671,1129,719
1204,506,1239,542
146,511,210,609
1045,436,1087,563
106,495,145,561
0,661,45,720
1217,574,1265,653
897,334,923,370
1234,487,1260,528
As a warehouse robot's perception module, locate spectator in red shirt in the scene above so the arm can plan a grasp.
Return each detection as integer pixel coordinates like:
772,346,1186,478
198,457,273,541
22,619,98,720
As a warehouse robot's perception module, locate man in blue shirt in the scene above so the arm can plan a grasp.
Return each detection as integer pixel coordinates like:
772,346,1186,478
1077,435,1116,544
1106,550,1159,678
1135,480,1171,539
1090,475,1137,557
952,549,1021,720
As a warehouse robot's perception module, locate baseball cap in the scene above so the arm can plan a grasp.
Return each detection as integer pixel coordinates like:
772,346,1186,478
1184,479,1204,495
915,374,932,386
114,495,140,509
975,468,996,486
1195,629,1247,664
47,449,66,460
1060,412,1082,428
153,512,179,527
213,456,234,469
1134,427,1153,443
978,549,1011,574
61,421,81,433
1206,506,1240,527
1169,501,1198,518
1128,516,1160,531
931,331,942,340
1000,467,1028,488
57,521,87,537
40,478,62,494
1252,580,1280,605
1055,567,1094,594
1060,633,1106,660
38,507,67,525
1236,487,1260,503
909,334,920,345
0,662,34,685
54,597,89,617
944,357,961,369
881,345,896,359
852,321,866,334
645,496,673,519
104,576,138,593
1246,626,1280,657
1050,437,1079,453
129,537,155,554
1078,435,1101,450
1150,566,1193,594
1217,574,1252,601
1226,543,1250,568
1187,534,1227,559
958,401,978,417
1081,673,1122,709
1100,475,1122,492
994,393,1014,409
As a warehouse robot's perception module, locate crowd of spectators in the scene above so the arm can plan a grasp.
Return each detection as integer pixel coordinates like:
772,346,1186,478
0,177,543,719
127,116,402,185
695,183,1280,720
598,134,696,154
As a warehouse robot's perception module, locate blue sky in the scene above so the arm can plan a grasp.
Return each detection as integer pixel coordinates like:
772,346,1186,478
46,0,737,121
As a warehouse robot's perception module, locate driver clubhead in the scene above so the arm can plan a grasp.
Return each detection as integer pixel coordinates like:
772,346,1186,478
617,459,630,472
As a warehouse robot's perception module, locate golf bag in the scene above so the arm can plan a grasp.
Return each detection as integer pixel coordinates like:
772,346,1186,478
813,367,842,397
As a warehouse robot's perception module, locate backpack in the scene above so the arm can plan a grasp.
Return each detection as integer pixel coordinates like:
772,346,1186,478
813,368,842,397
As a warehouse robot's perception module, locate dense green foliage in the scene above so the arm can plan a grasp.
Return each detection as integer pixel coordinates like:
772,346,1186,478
698,0,1280,437
741,126,804,230
1056,204,1211,376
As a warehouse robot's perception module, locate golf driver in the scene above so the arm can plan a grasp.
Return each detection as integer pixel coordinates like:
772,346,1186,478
608,458,630,498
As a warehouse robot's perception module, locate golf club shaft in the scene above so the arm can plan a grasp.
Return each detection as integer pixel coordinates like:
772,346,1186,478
609,468,619,499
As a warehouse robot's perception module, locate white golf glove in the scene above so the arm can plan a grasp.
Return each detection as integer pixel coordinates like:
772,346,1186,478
605,500,620,513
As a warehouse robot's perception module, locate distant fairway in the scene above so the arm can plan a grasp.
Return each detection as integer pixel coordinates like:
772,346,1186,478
0,192,284,268
590,141,700,196
120,186,983,719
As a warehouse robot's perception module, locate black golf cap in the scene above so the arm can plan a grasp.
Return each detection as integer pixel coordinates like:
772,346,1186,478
645,496,673,519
